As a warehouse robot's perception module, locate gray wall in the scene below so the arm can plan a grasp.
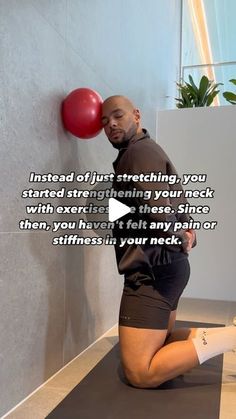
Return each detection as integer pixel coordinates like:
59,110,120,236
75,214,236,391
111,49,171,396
0,0,181,415
157,106,236,301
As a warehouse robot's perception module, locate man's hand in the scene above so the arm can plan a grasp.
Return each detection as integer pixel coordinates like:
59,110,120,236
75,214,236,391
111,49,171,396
183,229,196,253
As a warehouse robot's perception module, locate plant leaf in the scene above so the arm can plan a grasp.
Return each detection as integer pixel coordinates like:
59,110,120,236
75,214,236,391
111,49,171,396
223,91,236,103
199,76,210,105
229,79,236,86
185,83,198,98
188,75,198,91
181,89,192,107
206,90,219,106
205,83,222,101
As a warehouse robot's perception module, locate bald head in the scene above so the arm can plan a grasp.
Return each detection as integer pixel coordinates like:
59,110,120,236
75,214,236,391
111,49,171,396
102,95,136,112
101,95,142,149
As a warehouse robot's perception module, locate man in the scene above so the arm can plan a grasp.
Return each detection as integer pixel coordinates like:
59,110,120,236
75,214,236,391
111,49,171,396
101,95,236,388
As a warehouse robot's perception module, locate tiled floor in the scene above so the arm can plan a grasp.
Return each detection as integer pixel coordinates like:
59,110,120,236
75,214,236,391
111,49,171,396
3,298,236,419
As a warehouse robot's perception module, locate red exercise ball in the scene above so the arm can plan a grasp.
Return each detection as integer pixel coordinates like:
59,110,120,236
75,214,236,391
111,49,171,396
62,88,103,139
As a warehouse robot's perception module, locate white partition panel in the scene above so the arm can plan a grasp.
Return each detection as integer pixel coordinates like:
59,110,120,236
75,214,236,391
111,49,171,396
157,106,236,301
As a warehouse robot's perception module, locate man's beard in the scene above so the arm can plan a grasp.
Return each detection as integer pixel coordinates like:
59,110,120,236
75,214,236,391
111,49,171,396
109,126,138,150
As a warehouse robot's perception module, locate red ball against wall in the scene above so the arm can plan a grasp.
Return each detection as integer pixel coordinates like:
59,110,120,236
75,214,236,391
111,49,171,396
62,88,103,139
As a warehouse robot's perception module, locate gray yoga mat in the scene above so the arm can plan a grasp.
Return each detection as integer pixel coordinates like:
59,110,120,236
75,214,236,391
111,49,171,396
46,321,224,419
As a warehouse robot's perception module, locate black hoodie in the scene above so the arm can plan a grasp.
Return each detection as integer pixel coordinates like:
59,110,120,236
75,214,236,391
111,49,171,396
111,128,197,278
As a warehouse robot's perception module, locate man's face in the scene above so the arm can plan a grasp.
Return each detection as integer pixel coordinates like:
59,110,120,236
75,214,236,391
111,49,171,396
101,98,140,149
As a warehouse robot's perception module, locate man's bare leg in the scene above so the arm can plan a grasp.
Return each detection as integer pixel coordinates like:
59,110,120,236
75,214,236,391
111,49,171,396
165,310,197,343
119,309,236,388
118,323,199,388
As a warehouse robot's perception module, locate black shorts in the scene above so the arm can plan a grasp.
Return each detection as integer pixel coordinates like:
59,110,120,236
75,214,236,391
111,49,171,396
119,252,190,330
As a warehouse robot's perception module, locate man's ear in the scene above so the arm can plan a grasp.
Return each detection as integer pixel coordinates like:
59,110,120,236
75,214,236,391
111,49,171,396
133,108,141,123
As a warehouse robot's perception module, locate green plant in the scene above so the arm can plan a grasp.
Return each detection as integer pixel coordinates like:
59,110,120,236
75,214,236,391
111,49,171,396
223,79,236,104
175,74,223,108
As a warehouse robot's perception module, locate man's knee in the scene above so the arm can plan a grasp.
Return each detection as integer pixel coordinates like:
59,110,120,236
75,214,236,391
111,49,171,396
123,365,161,388
124,366,148,388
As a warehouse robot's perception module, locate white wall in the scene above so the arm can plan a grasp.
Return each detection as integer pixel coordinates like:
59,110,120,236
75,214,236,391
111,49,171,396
157,106,236,301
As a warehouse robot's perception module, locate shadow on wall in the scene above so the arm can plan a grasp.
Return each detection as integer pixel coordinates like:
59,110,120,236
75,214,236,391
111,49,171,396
28,92,96,380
